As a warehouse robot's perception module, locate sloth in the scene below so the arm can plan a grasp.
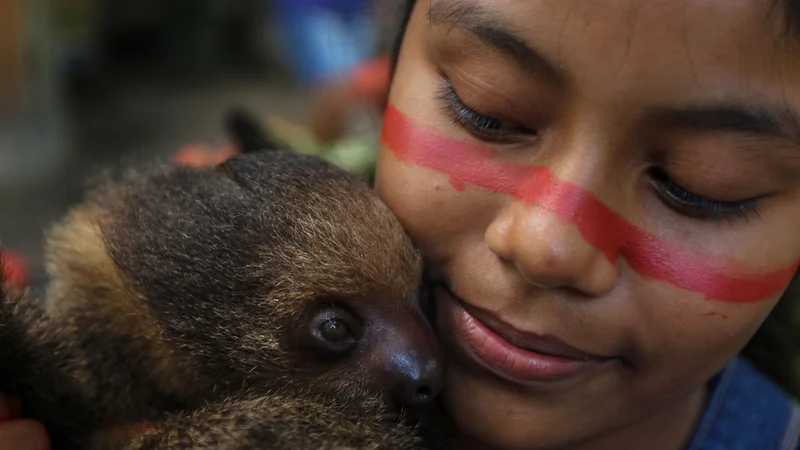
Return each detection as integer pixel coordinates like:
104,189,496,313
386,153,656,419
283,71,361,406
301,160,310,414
0,109,449,449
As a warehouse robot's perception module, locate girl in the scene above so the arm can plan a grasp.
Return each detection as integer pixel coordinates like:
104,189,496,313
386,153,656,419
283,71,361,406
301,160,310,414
374,0,800,448
6,0,800,448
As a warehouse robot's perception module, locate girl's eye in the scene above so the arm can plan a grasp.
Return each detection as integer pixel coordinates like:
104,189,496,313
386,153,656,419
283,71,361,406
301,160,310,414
436,78,535,142
649,168,763,222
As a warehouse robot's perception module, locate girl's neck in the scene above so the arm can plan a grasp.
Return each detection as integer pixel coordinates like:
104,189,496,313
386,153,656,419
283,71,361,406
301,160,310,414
452,385,708,450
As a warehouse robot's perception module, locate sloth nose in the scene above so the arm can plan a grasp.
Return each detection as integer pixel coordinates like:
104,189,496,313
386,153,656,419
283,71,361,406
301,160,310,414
373,309,444,407
388,348,444,407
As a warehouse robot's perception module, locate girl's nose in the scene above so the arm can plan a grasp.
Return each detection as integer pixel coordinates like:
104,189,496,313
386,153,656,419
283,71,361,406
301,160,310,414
485,200,618,296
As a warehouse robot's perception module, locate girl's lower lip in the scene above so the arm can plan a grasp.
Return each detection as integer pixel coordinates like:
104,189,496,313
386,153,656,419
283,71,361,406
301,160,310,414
447,295,605,385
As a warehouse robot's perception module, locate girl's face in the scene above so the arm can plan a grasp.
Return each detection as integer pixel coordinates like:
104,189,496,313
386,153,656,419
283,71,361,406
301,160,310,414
375,0,800,448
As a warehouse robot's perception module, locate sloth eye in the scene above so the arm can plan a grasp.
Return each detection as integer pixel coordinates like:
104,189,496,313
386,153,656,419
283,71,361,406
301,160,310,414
307,307,359,356
319,318,351,343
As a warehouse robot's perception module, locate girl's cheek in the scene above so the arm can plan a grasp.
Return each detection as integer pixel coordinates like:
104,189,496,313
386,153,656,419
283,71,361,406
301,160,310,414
376,145,502,260
633,278,779,373
380,103,800,306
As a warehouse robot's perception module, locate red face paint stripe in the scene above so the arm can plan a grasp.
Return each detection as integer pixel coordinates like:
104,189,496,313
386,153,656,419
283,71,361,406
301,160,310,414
381,103,799,303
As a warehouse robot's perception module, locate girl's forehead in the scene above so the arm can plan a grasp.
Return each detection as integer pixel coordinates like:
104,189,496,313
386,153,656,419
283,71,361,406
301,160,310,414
426,0,786,33
424,0,800,107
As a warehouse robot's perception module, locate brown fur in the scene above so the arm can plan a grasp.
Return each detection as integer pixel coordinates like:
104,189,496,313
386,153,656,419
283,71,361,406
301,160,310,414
97,389,428,450
0,125,447,449
42,203,190,397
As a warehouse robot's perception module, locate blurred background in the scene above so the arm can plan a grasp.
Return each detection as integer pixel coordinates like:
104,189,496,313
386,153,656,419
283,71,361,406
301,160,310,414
0,0,398,277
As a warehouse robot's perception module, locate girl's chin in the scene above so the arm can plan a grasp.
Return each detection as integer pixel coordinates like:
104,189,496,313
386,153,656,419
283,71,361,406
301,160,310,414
439,371,548,450
440,372,602,450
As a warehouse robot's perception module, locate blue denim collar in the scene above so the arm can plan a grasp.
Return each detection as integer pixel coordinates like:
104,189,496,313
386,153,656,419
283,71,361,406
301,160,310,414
685,356,800,450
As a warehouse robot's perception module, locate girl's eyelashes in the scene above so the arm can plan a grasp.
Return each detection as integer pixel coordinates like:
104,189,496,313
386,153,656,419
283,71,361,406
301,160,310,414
649,168,762,223
435,78,535,142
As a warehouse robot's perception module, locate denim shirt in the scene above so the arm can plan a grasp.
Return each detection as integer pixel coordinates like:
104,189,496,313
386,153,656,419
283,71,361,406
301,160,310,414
686,356,800,450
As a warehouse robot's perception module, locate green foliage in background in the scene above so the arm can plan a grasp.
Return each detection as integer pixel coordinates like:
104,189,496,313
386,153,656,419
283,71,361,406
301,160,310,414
53,0,96,41
264,116,380,185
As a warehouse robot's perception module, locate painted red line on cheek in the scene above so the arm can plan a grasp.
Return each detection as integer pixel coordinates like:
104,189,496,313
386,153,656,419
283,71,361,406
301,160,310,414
702,312,729,320
381,103,799,303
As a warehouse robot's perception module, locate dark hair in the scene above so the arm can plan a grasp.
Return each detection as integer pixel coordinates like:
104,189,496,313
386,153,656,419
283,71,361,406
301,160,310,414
388,0,800,398
774,0,800,42
389,0,416,75
742,278,800,397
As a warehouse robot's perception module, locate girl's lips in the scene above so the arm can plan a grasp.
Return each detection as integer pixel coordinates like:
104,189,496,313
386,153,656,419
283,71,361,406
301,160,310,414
442,287,614,385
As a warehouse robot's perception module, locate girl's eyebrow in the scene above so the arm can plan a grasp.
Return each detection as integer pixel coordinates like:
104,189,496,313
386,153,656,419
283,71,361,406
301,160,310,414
652,104,800,144
428,0,567,88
